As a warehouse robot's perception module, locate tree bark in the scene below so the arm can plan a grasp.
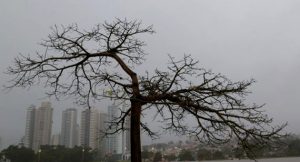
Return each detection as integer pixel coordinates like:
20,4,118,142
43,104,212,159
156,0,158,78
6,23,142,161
130,101,142,162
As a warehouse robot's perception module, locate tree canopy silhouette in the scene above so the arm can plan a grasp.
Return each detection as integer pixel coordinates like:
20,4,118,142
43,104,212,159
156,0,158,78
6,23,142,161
7,19,285,162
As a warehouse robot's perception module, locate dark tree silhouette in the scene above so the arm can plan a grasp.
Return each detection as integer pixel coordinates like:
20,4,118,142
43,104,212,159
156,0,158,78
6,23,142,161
178,149,195,161
7,19,285,162
1,145,35,162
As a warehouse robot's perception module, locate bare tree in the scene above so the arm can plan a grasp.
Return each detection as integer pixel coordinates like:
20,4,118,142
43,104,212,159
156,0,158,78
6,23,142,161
7,19,285,162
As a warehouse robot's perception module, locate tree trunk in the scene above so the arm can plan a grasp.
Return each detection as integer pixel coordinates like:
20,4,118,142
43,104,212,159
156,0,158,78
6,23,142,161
130,101,142,162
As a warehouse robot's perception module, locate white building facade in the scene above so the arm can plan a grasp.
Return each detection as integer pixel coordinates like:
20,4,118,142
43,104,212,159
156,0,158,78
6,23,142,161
80,109,100,149
107,105,130,159
61,108,78,148
32,102,53,151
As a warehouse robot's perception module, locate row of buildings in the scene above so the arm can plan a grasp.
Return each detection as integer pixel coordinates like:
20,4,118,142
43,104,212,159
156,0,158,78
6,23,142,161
23,102,130,158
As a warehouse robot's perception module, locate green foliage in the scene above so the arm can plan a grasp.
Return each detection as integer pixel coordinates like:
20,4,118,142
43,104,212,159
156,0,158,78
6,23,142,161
152,152,162,162
164,153,176,161
197,148,225,160
0,145,97,162
141,150,153,160
1,145,35,162
212,150,225,160
233,146,247,159
287,138,300,156
178,149,194,161
197,148,211,160
39,145,95,162
105,153,121,162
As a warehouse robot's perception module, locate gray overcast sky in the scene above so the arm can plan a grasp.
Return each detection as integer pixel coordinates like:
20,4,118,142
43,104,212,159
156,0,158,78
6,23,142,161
1,0,300,149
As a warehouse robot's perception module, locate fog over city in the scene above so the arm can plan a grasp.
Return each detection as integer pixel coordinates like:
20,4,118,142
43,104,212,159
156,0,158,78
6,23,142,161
1,0,300,150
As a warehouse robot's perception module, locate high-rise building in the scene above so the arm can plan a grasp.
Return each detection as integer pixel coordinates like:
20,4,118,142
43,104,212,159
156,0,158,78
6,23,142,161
61,108,78,148
24,105,36,148
107,105,119,154
98,112,108,156
32,102,53,151
107,105,130,158
80,109,99,149
122,116,130,159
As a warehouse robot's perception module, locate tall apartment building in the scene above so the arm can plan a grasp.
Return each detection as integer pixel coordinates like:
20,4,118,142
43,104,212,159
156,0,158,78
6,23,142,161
32,102,53,151
24,105,36,148
122,116,130,159
107,105,130,158
80,108,109,153
80,109,100,149
98,112,108,156
61,108,78,148
107,105,119,154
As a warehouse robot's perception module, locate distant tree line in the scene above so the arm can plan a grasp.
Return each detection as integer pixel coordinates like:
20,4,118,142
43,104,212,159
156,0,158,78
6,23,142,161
0,145,34,162
203,136,300,160
0,145,97,162
1,135,300,162
140,135,300,161
230,135,300,159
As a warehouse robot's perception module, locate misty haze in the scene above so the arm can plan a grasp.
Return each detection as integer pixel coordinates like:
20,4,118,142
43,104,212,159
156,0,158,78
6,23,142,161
1,1,300,162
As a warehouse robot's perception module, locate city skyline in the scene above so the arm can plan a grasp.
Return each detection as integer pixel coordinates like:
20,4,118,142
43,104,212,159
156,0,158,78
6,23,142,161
21,102,131,158
23,102,53,151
